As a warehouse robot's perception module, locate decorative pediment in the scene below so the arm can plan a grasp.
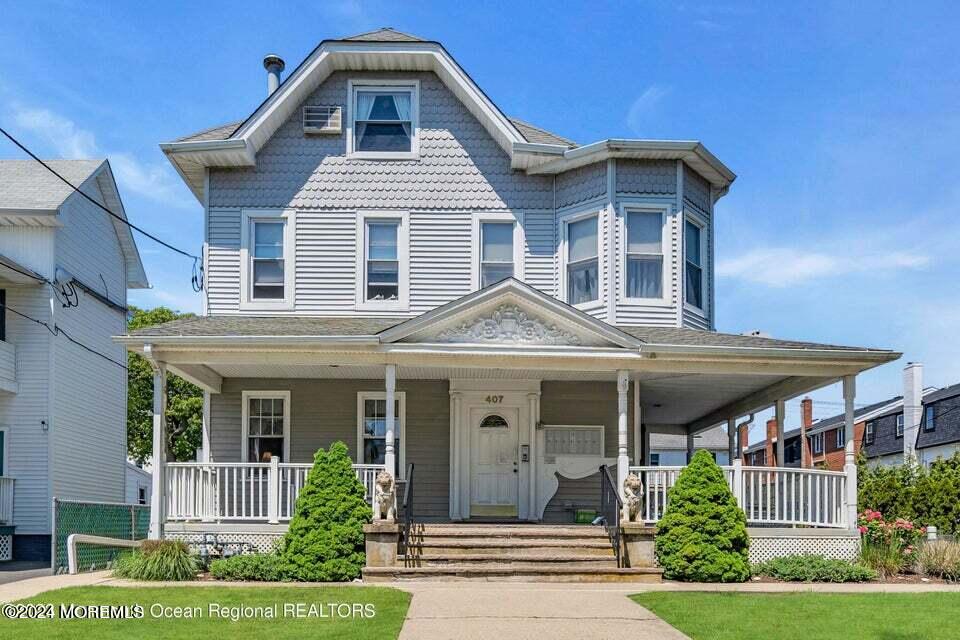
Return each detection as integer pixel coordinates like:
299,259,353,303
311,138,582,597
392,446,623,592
434,304,583,346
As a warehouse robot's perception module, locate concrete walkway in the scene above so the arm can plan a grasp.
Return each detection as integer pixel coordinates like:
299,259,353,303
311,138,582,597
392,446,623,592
395,582,689,640
0,570,112,603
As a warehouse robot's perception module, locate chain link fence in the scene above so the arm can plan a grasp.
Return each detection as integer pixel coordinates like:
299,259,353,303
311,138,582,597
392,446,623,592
52,498,150,573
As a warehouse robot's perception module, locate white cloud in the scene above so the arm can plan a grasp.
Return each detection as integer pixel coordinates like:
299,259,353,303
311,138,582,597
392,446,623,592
627,86,671,135
8,103,190,208
717,247,930,287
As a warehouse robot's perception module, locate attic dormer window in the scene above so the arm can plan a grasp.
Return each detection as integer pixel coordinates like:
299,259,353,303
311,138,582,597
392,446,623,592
348,80,419,159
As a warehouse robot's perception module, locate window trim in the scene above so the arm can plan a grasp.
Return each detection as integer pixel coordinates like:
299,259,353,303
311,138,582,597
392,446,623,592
346,79,420,160
240,390,291,462
924,405,936,432
470,212,524,290
356,391,407,478
239,209,295,311
865,421,876,445
355,211,410,311
619,204,671,305
0,426,7,476
560,208,603,311
895,414,904,439
683,214,707,313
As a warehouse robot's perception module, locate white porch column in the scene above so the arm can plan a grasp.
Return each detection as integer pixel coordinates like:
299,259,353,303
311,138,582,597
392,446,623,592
843,375,858,529
616,370,629,496
633,381,642,465
449,390,462,520
148,362,167,540
527,391,539,521
385,364,397,479
727,417,737,462
775,399,786,466
200,391,211,462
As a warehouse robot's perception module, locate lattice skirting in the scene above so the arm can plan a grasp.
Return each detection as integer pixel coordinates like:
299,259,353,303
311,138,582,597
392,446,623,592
165,531,284,554
748,535,860,564
0,534,11,561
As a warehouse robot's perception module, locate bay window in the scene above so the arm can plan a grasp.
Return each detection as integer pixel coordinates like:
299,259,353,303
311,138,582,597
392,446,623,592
685,219,704,309
625,210,664,298
480,222,514,287
567,216,599,305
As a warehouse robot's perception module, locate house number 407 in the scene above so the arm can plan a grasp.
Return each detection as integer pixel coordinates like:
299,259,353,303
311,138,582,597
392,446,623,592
485,395,504,404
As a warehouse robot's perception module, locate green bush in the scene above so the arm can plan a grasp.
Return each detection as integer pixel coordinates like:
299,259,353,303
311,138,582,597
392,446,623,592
113,540,198,581
858,452,960,536
655,450,750,582
752,554,876,582
914,540,960,582
279,441,372,581
209,553,285,582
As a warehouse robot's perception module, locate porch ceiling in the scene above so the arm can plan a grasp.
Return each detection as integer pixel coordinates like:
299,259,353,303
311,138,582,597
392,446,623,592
190,361,801,428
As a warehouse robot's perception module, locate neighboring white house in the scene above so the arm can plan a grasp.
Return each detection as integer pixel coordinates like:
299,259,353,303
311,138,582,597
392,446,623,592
125,460,152,506
121,29,899,577
0,159,148,561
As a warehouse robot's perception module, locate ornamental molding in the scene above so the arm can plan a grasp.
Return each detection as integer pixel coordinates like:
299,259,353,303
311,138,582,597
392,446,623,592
433,304,584,346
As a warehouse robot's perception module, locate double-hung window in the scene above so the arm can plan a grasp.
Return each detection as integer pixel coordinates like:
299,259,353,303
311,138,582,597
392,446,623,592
685,219,704,309
349,81,418,158
357,392,405,477
365,221,399,301
811,432,824,454
895,414,904,438
924,405,936,431
865,421,876,445
835,427,846,450
252,221,285,300
242,391,289,462
241,210,294,309
480,222,514,287
625,210,664,299
567,216,599,305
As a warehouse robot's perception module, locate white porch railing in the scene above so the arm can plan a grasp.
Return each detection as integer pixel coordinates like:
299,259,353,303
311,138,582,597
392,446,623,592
0,477,13,524
629,462,850,528
165,461,384,523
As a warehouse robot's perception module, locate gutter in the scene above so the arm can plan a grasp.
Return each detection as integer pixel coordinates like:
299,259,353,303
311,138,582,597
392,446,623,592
641,343,901,362
114,335,382,348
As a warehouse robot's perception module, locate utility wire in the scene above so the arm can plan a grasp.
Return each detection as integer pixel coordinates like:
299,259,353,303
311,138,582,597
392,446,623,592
0,302,127,370
0,126,204,292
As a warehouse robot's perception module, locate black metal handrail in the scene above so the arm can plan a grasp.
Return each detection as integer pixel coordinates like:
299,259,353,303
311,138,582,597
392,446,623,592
599,464,623,568
399,463,415,556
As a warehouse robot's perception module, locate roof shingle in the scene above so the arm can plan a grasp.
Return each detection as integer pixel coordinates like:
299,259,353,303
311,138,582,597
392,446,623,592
0,159,103,211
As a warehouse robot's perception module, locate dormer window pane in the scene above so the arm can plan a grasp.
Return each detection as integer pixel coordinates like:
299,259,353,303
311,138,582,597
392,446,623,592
626,211,663,298
252,221,285,299
366,221,399,301
481,222,514,287
567,216,598,305
355,91,412,152
685,220,703,309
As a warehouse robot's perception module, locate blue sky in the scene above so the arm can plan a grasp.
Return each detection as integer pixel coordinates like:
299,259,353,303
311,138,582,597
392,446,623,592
1,1,958,441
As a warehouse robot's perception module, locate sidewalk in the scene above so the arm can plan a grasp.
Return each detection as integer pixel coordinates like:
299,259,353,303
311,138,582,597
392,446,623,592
0,571,112,603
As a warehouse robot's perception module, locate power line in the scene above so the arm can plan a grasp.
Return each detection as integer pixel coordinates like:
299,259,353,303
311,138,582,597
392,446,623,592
0,302,127,370
0,125,204,292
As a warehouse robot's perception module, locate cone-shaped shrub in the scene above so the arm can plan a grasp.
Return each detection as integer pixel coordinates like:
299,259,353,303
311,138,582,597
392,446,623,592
279,441,372,581
655,449,750,582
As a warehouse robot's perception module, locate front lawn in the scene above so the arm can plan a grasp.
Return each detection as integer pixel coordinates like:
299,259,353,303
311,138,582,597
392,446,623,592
632,592,960,640
1,585,410,639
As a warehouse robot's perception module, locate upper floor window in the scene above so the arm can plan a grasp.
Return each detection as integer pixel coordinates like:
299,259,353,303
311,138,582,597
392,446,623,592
895,414,904,438
348,81,419,159
365,221,399,301
811,432,824,454
835,427,846,449
924,405,936,431
865,421,876,445
567,216,599,305
625,210,664,299
685,219,704,309
480,222,514,287
241,210,294,310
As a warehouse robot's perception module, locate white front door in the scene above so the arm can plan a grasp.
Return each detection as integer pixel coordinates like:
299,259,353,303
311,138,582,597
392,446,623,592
470,406,519,517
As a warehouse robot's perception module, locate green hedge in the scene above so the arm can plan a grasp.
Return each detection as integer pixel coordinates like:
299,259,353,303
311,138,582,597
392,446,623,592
858,452,960,536
655,450,750,582
752,554,876,582
209,553,285,582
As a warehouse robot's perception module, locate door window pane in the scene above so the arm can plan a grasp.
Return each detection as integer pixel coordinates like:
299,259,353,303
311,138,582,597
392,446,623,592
480,222,514,287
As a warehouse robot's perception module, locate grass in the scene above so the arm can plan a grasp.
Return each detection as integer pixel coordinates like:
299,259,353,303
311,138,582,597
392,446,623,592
0,585,410,639
632,592,960,640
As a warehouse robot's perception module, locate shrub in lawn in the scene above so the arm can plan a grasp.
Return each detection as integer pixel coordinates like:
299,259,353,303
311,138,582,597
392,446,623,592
858,509,922,579
655,450,750,582
279,441,372,581
752,554,876,582
113,540,199,581
209,552,285,582
914,540,960,582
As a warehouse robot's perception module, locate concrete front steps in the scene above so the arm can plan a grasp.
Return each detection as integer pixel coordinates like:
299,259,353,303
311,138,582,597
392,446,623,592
362,523,663,583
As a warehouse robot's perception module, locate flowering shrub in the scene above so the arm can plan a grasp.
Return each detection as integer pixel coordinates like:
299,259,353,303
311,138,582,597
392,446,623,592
857,509,922,578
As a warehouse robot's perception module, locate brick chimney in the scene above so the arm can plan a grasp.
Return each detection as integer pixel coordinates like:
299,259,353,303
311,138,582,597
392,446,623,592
800,397,813,468
738,421,750,459
765,418,777,466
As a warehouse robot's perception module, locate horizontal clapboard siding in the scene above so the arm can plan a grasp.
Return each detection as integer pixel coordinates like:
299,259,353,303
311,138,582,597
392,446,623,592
295,211,356,313
521,210,556,296
409,212,472,314
207,208,241,312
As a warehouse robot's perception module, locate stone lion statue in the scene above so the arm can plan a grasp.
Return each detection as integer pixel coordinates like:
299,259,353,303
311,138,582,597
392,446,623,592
374,471,396,521
621,472,643,523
